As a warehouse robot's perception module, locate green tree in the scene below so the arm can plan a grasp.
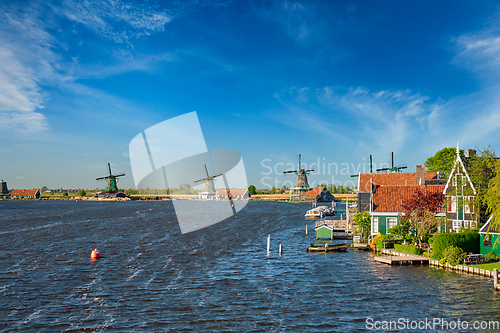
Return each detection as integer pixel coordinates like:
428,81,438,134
353,211,371,242
248,185,257,195
77,189,86,197
41,186,48,192
486,159,500,232
270,186,276,194
408,208,443,247
467,146,497,225
425,147,464,179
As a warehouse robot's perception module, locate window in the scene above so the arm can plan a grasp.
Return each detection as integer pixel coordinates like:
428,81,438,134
387,217,397,229
452,175,457,186
451,197,457,213
484,235,492,247
372,217,379,234
452,220,461,229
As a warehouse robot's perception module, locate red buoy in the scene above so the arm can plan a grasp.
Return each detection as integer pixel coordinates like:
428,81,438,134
91,249,100,259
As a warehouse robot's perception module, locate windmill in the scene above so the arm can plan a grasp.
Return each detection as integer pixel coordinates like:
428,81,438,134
376,152,407,173
96,163,125,196
283,154,314,201
194,164,222,199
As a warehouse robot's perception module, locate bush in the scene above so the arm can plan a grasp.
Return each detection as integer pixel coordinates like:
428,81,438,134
375,234,398,250
442,245,466,266
486,252,499,262
394,244,422,255
429,231,479,257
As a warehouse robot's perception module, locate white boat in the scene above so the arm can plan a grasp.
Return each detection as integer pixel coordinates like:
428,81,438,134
305,206,331,218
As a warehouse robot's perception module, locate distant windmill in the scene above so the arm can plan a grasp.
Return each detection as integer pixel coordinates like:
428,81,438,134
96,163,125,194
283,154,314,201
194,164,222,199
376,152,407,173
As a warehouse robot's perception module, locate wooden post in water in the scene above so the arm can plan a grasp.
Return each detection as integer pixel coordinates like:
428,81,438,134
267,234,271,254
279,244,282,255
306,224,308,236
346,197,349,233
495,268,498,290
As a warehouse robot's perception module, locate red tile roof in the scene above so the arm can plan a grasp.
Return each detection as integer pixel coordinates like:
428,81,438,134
217,190,248,196
372,185,445,213
303,186,325,198
358,172,438,192
9,189,39,197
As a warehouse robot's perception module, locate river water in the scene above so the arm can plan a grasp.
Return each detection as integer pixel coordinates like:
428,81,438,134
1,200,499,332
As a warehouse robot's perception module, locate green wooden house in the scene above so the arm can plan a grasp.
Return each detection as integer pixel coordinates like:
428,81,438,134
479,216,500,256
315,224,334,239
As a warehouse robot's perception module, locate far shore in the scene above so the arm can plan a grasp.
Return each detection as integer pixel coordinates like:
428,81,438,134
3,192,358,202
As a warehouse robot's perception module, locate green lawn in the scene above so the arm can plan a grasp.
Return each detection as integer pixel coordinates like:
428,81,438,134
474,262,500,271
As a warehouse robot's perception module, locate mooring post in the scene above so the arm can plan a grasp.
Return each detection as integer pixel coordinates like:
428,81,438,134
494,268,498,290
267,234,271,254
279,244,282,255
306,224,308,236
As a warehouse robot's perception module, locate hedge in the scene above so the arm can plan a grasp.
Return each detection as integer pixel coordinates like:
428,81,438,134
429,231,479,257
394,244,422,255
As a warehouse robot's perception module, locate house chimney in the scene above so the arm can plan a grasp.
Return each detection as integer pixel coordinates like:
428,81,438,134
465,149,476,158
416,165,425,188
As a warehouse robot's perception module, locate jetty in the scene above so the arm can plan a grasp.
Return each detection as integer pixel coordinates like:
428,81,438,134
375,254,429,265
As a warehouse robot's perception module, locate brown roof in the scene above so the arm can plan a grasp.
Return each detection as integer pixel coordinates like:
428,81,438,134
9,189,39,197
303,186,325,198
358,172,438,192
372,185,445,213
217,189,248,196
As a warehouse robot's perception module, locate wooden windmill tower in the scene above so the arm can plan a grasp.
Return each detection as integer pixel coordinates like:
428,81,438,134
96,163,126,198
194,164,222,200
283,154,314,201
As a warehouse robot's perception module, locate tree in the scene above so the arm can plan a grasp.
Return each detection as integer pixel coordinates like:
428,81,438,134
41,186,48,192
425,147,464,178
353,211,371,242
401,188,445,247
467,146,497,225
270,186,276,194
486,159,500,232
248,185,257,195
77,189,86,197
408,208,443,247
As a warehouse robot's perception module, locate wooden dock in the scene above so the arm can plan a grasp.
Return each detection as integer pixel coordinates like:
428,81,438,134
375,255,429,265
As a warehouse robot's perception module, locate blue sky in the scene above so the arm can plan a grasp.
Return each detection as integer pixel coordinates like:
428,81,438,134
1,0,500,190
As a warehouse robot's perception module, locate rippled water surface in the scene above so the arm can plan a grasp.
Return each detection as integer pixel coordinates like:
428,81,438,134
1,200,499,332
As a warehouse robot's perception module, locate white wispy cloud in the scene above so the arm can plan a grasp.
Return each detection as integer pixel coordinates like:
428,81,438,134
274,86,432,154
57,0,172,44
0,4,59,132
0,0,175,133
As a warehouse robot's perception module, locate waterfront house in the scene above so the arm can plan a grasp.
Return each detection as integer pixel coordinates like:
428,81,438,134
443,145,478,232
357,165,445,236
9,189,41,199
302,186,335,202
216,189,250,200
479,216,500,256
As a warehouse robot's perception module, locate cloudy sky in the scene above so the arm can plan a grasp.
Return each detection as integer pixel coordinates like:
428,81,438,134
1,0,500,190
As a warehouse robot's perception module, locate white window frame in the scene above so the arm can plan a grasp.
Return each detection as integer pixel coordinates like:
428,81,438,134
387,217,397,230
451,197,457,213
452,220,461,230
372,217,379,235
